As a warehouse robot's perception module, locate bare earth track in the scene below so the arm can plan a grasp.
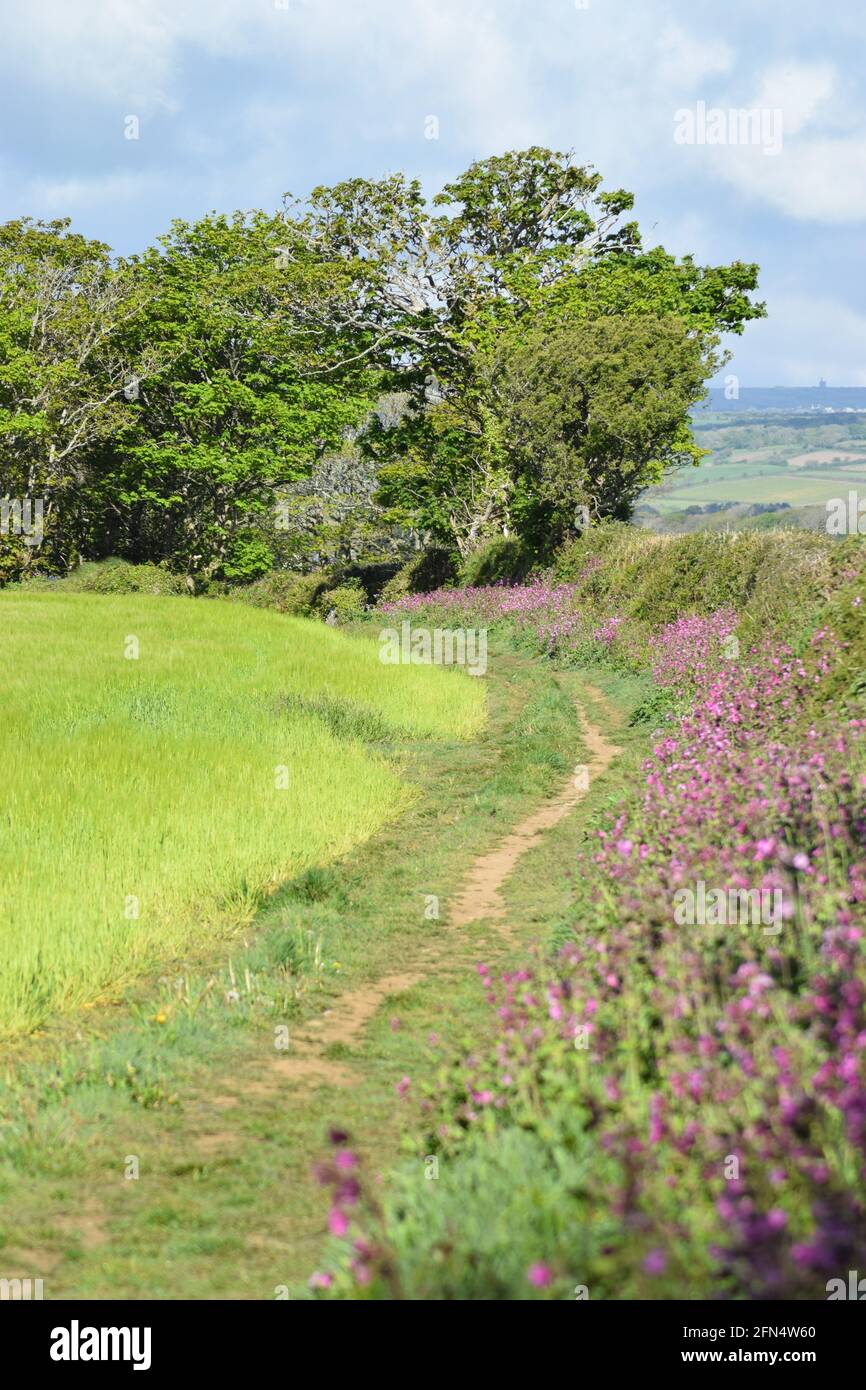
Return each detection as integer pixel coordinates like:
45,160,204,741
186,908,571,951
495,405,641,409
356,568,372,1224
264,683,621,1095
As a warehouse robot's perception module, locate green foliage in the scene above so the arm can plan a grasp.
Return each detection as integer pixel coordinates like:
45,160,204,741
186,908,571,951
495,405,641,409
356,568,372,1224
0,218,146,581
352,148,763,554
499,317,713,549
220,531,274,581
318,581,367,623
332,560,403,604
269,440,403,571
232,567,383,621
111,211,379,583
231,570,331,616
555,522,836,632
1,148,766,583
555,243,765,337
326,1121,618,1300
379,548,458,602
60,559,189,596
807,538,866,711
459,536,537,586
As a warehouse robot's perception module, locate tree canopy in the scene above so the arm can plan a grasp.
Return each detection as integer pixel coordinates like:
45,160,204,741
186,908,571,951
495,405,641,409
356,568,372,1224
0,148,765,584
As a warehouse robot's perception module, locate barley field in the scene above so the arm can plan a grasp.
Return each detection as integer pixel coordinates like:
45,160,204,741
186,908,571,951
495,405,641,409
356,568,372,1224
0,593,485,1037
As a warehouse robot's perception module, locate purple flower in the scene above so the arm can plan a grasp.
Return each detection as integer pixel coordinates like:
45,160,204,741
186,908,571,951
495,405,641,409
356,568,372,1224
527,1262,553,1288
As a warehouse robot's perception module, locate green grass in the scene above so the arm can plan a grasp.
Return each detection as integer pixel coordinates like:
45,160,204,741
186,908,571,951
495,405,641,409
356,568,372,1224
0,592,485,1037
0,641,588,1298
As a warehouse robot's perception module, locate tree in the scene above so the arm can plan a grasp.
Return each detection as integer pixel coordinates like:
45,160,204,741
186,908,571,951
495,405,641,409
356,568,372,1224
0,150,768,582
0,218,148,580
266,442,395,571
299,148,765,554
111,211,382,583
497,316,715,547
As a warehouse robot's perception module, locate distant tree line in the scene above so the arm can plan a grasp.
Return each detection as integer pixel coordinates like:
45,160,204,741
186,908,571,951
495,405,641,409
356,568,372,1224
0,147,765,587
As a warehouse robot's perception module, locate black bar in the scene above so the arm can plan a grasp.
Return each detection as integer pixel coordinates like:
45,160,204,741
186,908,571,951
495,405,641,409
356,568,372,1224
5,1297,861,1375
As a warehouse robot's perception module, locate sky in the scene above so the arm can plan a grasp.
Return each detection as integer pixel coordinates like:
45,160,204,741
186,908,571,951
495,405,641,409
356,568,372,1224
2,0,865,386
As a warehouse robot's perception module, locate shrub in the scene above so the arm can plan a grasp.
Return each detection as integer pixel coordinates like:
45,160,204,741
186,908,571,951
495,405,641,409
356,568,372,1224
309,1122,617,1300
317,583,367,624
555,523,839,634
379,548,458,604
329,561,401,605
458,536,538,587
235,568,388,621
35,559,189,596
232,570,331,616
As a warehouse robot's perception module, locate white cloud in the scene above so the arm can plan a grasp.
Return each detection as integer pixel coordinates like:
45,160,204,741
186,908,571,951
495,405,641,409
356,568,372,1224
724,293,866,386
1,0,181,109
723,133,866,223
0,0,535,148
0,1,739,175
701,61,866,223
26,169,167,212
752,62,836,136
655,24,733,89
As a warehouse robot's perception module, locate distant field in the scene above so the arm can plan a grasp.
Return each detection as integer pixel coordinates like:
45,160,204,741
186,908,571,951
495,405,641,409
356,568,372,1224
788,449,866,467
641,416,866,526
650,467,866,510
0,594,485,1036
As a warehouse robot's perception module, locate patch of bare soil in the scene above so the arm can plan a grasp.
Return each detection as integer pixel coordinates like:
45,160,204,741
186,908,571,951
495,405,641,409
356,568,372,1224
50,1198,107,1252
269,971,424,1089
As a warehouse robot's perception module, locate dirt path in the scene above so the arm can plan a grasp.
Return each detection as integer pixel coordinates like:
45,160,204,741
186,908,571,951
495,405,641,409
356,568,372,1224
449,694,619,929
260,682,621,1095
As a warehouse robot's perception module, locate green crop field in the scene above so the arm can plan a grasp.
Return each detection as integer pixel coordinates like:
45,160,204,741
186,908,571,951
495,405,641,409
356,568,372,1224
639,415,866,527
0,593,485,1037
649,465,866,510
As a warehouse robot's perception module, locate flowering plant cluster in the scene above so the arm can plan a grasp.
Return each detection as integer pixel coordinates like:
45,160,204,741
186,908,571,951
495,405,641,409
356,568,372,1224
381,578,583,643
312,582,866,1299
308,1128,402,1298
